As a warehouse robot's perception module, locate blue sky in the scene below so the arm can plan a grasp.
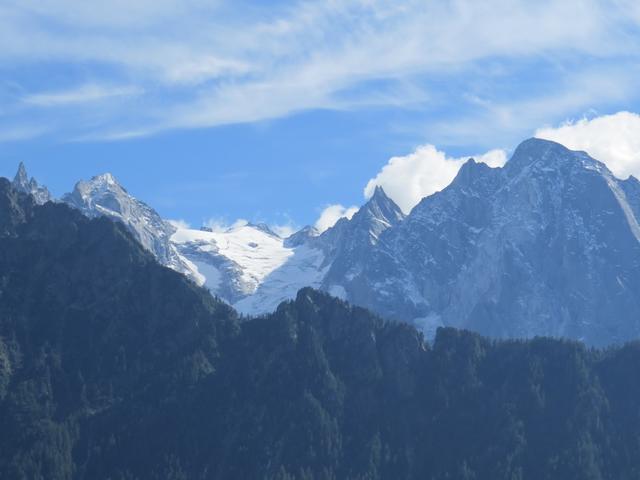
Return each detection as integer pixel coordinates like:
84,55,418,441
1,0,640,232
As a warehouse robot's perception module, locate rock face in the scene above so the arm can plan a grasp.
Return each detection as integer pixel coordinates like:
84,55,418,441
12,137,640,345
11,162,52,205
61,173,198,281
167,185,406,315
335,138,640,345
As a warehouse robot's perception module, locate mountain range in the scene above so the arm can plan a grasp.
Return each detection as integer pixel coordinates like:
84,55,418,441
12,137,640,346
3,179,640,479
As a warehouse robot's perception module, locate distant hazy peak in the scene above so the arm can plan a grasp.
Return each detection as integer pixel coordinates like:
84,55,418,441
11,162,52,205
72,172,125,197
91,172,119,185
449,157,495,186
13,161,28,187
364,185,405,219
247,222,280,238
284,225,320,247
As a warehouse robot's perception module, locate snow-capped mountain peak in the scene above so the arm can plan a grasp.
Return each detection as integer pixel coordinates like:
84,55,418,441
62,172,198,281
14,162,28,187
67,173,130,214
284,225,320,247
354,186,405,226
318,184,405,251
247,222,281,238
335,137,640,345
11,162,52,205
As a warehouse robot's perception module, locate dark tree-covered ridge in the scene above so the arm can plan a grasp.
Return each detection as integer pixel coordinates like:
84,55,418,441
1,178,640,479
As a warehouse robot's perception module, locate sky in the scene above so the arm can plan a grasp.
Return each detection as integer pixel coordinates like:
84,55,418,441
1,0,640,234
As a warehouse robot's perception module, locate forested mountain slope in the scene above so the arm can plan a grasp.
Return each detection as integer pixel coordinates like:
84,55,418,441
2,178,640,479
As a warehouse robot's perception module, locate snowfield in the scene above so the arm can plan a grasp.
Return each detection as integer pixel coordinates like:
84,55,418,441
171,224,327,315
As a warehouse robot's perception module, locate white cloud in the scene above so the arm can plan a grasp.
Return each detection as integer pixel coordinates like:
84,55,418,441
203,218,249,233
3,0,216,29
164,57,251,86
475,149,508,168
0,125,49,142
2,0,640,139
424,66,640,150
535,111,640,179
271,223,298,238
167,219,191,229
23,84,143,107
174,217,296,238
314,204,358,233
364,146,507,213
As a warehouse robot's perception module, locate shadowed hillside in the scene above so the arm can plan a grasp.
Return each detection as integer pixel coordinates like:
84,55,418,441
2,178,640,479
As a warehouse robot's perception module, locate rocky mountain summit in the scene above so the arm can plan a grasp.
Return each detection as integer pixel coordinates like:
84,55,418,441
61,172,198,280
335,139,640,345
11,162,52,205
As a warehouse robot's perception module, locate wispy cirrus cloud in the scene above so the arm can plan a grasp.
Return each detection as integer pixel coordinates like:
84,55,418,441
414,58,640,148
23,84,143,107
0,124,50,142
0,0,639,142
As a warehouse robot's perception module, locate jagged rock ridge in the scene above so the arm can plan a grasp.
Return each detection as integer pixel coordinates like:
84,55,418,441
339,139,640,345
10,138,640,345
11,162,52,205
61,172,199,281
